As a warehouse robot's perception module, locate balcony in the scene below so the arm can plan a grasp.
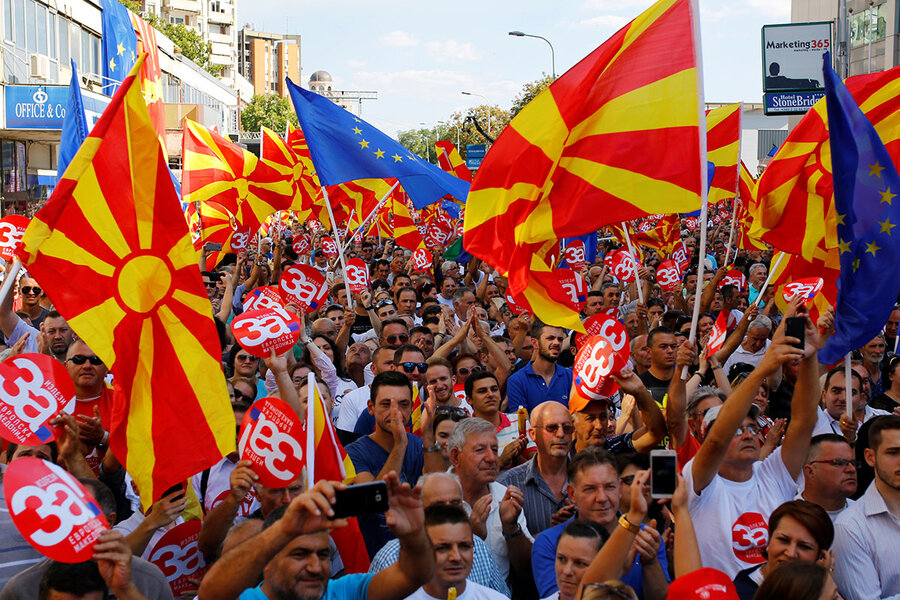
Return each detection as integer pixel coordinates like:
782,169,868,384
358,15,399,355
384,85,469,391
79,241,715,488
165,0,201,14
207,9,233,25
209,31,232,44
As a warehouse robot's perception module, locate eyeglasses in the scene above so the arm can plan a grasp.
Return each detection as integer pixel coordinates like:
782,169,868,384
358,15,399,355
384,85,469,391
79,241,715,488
385,334,409,345
21,286,41,295
435,406,469,418
537,423,575,435
236,355,260,362
67,355,104,366
400,362,427,374
457,365,484,377
620,475,635,485
734,424,762,437
809,458,861,469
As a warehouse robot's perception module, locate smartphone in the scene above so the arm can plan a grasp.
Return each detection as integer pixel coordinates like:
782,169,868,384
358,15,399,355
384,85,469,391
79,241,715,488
650,449,677,499
204,242,223,251
161,482,186,501
331,481,389,519
785,316,806,350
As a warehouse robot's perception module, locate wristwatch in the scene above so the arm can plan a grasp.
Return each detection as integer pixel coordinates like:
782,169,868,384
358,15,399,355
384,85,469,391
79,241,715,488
502,524,523,539
424,443,441,453
618,515,641,534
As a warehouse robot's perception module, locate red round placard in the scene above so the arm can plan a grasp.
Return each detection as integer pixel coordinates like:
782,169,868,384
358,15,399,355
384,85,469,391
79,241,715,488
147,521,209,596
238,397,305,488
0,215,29,261
0,353,77,445
279,265,329,312
344,258,370,293
231,307,302,359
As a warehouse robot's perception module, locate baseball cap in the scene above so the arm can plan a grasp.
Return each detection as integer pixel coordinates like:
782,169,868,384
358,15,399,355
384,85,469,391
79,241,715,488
568,384,616,415
667,568,738,600
701,403,760,438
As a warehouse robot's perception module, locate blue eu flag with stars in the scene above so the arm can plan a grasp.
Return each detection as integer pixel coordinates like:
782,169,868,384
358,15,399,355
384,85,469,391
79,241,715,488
286,78,469,209
58,60,90,180
100,0,137,96
819,52,900,364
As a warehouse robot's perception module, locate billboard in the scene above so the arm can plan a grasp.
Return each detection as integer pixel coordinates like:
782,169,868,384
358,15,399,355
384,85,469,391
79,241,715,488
466,144,486,170
4,85,110,130
762,21,832,115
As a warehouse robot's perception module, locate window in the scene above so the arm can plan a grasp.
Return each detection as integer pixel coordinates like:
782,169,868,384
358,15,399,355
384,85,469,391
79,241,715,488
81,28,89,72
36,2,46,55
25,0,36,52
4,0,13,42
91,33,100,75
850,3,887,49
13,0,25,44
48,10,56,59
69,22,80,66
58,15,68,64
210,0,220,11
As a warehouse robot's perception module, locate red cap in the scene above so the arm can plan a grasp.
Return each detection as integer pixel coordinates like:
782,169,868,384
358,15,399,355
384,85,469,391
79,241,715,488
667,568,738,600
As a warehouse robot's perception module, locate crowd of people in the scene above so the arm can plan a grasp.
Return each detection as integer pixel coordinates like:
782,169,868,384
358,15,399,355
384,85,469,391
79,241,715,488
0,221,898,600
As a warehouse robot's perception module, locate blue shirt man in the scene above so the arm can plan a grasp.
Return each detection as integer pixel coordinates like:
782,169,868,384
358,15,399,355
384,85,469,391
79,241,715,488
505,321,572,413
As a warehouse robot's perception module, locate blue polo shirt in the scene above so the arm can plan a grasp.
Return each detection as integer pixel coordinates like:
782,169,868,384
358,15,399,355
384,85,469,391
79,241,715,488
239,573,373,599
506,362,572,413
532,514,670,598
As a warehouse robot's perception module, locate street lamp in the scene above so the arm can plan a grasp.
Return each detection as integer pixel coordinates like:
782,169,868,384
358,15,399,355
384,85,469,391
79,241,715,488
508,30,556,79
461,91,492,137
438,120,460,149
419,122,432,162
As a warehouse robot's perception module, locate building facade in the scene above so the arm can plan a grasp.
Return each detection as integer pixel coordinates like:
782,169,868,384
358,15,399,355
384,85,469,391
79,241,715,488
0,0,242,215
237,28,300,98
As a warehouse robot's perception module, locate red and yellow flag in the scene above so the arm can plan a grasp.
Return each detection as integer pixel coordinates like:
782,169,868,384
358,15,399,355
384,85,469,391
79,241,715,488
286,123,332,227
753,65,900,259
326,179,395,231
463,0,702,330
130,15,165,151
182,119,293,236
706,103,741,204
18,56,234,508
435,141,472,182
633,214,680,257
735,162,765,251
261,126,321,215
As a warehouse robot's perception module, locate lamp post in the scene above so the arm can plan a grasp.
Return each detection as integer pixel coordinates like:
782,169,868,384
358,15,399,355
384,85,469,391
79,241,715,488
419,122,433,162
438,120,460,149
508,30,556,79
461,91,492,137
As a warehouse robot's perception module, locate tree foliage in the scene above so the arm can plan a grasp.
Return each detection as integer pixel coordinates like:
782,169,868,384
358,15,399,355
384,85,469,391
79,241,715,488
510,74,555,117
240,94,299,132
397,105,511,164
116,0,219,76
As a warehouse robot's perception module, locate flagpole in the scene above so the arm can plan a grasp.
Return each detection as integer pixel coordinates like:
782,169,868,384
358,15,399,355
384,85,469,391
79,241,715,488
683,0,708,380
723,199,738,266
339,182,399,255
843,353,853,419
750,251,785,307
306,372,315,488
321,186,354,309
724,103,743,267
0,259,22,307
620,222,644,304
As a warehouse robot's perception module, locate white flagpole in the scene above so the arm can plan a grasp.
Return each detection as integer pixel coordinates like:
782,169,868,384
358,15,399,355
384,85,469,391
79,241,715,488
843,353,854,419
306,372,315,487
321,187,354,309
723,199,738,266
683,0,708,380
620,223,644,304
0,259,22,307
723,103,743,267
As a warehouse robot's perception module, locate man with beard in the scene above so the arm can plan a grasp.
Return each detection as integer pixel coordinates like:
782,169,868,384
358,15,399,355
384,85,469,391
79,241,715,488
40,311,75,362
859,334,887,397
833,416,900,599
506,320,572,413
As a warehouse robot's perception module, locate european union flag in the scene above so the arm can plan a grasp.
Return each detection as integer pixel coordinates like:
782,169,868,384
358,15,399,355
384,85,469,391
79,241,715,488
819,52,900,364
100,0,137,96
58,60,89,179
286,78,469,209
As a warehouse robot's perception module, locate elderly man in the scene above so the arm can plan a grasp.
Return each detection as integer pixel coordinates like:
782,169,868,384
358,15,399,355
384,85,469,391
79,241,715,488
451,288,477,327
629,334,651,376
497,401,573,535
722,316,773,376
799,434,857,520
531,448,669,600
448,418,533,588
747,263,767,304
368,473,510,596
859,334,887,398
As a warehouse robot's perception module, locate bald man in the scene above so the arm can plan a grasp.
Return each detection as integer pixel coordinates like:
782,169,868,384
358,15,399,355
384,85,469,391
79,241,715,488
367,473,510,596
497,401,574,534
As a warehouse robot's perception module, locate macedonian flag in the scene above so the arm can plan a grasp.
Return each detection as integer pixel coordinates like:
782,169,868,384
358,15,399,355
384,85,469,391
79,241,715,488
706,103,741,204
435,141,472,182
464,0,702,329
17,56,235,508
753,64,900,259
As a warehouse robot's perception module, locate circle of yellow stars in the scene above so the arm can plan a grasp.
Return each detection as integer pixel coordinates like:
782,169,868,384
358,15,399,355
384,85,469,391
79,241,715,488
350,117,418,164
108,42,137,72
836,160,897,272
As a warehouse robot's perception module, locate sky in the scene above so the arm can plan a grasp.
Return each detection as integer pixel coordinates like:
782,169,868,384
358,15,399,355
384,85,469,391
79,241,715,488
244,0,791,137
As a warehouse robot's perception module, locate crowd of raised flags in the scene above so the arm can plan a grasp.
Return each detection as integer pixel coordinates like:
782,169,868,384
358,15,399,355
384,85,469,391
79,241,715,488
1,0,900,599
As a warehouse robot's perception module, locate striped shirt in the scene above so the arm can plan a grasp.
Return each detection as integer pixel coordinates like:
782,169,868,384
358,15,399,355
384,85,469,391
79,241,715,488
833,480,900,600
496,456,568,536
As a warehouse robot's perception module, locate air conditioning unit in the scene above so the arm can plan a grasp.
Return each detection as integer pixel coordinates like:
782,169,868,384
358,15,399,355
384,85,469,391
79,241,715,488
30,54,50,80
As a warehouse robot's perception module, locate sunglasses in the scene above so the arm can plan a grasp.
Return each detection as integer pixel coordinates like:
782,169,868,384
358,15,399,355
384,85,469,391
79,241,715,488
67,354,104,366
537,423,575,435
734,424,762,437
377,299,395,309
203,281,217,288
21,286,42,295
457,365,484,377
808,458,862,469
435,406,469,418
233,390,252,402
620,475,635,485
236,355,260,362
385,334,409,345
400,362,427,374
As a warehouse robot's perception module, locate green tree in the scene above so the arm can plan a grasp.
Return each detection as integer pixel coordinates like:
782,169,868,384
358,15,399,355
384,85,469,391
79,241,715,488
510,74,555,117
240,94,299,132
398,105,511,165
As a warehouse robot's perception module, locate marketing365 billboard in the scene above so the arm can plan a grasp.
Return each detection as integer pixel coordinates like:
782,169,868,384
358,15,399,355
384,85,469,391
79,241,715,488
762,21,832,115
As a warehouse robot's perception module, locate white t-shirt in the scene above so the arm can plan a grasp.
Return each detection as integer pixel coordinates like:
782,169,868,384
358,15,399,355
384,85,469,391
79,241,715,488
336,385,371,430
406,580,509,600
683,446,799,578
462,481,533,582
